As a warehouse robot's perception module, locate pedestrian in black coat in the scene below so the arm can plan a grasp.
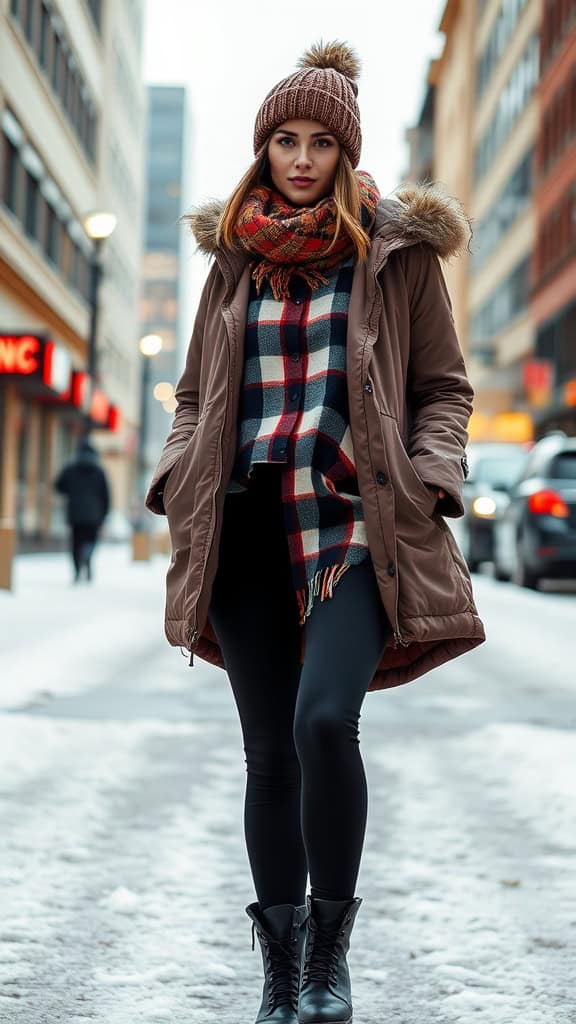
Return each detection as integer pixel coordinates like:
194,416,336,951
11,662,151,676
54,439,110,582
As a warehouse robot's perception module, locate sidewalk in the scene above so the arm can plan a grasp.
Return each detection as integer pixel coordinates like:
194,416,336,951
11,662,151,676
0,545,179,710
1,548,575,1020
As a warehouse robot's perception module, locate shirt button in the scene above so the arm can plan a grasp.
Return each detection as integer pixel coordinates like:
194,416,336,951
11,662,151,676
290,391,299,402
387,561,396,577
291,352,300,362
363,381,373,393
294,298,302,305
376,471,388,485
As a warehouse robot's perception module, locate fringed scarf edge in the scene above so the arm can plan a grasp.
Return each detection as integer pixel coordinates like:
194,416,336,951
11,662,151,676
296,562,351,625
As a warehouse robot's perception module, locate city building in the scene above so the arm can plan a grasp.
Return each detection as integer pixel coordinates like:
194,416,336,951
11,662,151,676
420,0,541,443
0,0,146,584
530,0,576,436
404,80,435,185
139,85,193,496
428,0,478,363
468,0,540,439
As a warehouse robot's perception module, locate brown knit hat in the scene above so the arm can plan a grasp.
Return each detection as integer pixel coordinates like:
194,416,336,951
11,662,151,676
253,41,362,168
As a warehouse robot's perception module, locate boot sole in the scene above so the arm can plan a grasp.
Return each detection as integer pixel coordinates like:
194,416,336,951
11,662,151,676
298,1019,352,1024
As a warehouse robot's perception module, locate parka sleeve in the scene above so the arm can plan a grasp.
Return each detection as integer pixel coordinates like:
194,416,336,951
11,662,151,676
144,263,219,516
403,243,473,518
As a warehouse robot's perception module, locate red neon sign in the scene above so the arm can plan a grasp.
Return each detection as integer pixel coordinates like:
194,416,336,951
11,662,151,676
0,335,42,375
90,389,110,424
70,371,88,408
107,405,122,432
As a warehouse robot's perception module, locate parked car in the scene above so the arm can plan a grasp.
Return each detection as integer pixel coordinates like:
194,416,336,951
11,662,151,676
493,432,576,588
453,442,530,572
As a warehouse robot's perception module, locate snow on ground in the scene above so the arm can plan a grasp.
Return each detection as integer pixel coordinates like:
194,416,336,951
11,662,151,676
0,545,174,709
0,550,575,1021
365,717,576,1023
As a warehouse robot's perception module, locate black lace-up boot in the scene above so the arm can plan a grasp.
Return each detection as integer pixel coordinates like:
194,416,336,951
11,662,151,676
246,902,309,1023
297,896,362,1024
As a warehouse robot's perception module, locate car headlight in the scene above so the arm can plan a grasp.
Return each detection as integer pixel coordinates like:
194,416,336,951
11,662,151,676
471,496,497,517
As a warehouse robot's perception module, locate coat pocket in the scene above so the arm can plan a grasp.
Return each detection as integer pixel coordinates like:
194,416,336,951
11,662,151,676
162,449,189,511
382,414,437,519
163,404,212,513
379,413,470,618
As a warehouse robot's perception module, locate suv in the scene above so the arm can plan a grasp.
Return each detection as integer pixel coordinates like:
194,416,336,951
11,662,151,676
454,442,530,572
493,432,576,588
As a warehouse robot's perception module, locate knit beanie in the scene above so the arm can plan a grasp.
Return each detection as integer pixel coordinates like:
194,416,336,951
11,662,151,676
253,41,362,168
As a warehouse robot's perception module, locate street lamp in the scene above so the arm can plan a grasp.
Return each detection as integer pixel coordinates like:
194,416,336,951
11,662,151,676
132,334,163,561
82,210,117,434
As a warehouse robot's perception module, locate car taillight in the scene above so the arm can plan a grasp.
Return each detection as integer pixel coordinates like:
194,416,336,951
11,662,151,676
528,490,569,518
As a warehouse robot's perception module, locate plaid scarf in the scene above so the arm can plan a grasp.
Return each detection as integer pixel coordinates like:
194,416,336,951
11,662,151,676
228,255,370,625
234,170,380,300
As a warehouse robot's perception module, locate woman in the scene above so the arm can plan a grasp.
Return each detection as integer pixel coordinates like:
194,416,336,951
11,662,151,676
146,41,485,1024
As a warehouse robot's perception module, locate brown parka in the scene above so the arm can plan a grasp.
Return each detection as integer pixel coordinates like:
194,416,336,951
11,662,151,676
145,182,486,691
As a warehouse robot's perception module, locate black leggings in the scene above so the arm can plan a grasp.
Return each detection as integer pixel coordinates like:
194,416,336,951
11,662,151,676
208,464,392,910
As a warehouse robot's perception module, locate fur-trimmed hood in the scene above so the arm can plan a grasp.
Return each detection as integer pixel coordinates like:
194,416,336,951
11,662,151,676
185,181,471,263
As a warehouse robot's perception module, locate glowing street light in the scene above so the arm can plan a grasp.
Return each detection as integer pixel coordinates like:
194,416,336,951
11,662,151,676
82,211,118,240
153,381,174,402
162,395,178,414
139,333,163,357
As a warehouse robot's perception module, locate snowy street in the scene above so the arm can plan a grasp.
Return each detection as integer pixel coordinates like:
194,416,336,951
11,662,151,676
0,547,575,1023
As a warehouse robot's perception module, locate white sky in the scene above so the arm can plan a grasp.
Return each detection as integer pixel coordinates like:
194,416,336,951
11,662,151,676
143,0,447,333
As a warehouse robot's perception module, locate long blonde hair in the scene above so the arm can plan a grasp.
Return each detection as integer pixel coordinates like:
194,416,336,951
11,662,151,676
216,147,372,262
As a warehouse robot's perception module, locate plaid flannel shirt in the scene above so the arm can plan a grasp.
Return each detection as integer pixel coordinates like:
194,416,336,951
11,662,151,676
227,255,369,624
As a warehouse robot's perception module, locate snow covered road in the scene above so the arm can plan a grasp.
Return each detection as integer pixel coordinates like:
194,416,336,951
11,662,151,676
0,548,575,1023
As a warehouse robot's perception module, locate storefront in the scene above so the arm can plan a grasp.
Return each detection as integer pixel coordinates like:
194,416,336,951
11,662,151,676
0,332,120,576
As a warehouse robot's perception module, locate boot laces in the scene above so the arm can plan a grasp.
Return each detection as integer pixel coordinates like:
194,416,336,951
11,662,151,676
302,921,343,985
254,924,300,1010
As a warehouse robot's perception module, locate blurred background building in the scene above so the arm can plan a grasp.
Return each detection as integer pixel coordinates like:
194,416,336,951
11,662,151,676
138,84,193,499
0,0,146,579
531,0,576,437
407,0,576,445
2,0,576,589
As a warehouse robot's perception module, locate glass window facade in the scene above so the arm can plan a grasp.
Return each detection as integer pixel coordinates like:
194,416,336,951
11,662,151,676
145,89,185,252
475,33,539,183
10,0,98,163
472,148,533,270
2,133,20,214
476,0,531,99
471,256,531,356
24,167,40,239
1,111,92,303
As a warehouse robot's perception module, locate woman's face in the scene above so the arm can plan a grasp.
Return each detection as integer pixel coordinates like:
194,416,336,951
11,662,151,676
267,119,341,206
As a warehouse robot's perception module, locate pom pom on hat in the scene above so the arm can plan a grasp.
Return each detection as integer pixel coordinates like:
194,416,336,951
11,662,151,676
253,39,363,167
297,40,361,89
